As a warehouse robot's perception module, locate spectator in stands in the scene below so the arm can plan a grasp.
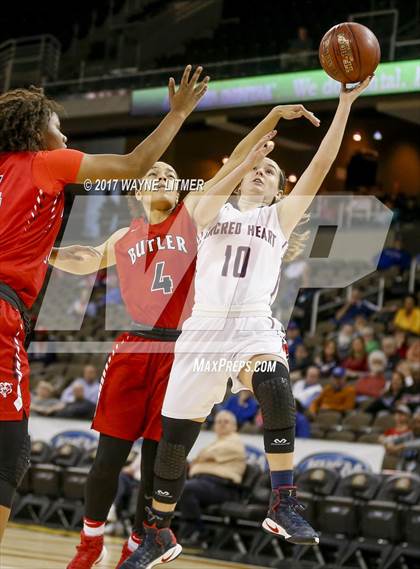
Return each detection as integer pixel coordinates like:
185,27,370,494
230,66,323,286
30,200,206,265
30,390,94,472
68,287,98,319
342,336,368,376
377,237,411,274
178,410,246,546
30,381,60,416
314,339,340,378
335,323,354,359
385,410,420,468
293,366,322,408
381,336,401,376
335,287,377,326
295,400,311,438
407,340,420,368
354,350,387,402
360,326,380,354
61,364,99,405
28,329,56,367
379,404,412,446
394,329,409,359
310,367,356,414
220,391,259,428
290,343,311,376
401,367,420,412
366,370,407,415
52,381,96,420
286,320,303,361
287,26,313,69
393,295,420,335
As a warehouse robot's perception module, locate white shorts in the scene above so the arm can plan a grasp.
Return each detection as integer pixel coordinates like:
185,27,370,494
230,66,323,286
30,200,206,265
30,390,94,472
162,315,288,420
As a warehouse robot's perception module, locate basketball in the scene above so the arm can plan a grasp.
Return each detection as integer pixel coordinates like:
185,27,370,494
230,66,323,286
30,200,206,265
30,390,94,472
319,22,381,83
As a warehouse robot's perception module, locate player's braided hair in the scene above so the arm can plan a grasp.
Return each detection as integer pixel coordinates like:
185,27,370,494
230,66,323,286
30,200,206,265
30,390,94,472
0,86,60,151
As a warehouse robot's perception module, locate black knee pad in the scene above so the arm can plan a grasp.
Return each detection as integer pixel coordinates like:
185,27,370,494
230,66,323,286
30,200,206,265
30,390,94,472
252,361,296,454
153,417,202,504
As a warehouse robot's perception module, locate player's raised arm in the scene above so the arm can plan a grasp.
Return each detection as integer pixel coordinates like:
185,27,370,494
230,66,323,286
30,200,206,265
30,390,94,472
183,104,319,218
77,66,209,182
192,133,275,230
49,227,129,275
277,77,372,239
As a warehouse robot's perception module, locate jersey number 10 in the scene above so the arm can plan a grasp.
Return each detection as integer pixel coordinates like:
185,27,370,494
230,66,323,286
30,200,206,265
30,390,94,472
221,245,251,278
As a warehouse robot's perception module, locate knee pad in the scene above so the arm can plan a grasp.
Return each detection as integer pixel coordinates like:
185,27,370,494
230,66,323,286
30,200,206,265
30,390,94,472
153,417,202,504
252,361,296,454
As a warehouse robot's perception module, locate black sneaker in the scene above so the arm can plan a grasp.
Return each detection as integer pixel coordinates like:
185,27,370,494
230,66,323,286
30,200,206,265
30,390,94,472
262,486,319,545
119,524,182,569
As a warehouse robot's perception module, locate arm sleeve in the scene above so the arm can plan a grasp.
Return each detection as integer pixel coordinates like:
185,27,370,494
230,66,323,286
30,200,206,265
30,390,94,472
32,149,84,196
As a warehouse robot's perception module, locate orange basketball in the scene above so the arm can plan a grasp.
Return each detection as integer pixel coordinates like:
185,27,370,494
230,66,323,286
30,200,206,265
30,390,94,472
319,22,380,84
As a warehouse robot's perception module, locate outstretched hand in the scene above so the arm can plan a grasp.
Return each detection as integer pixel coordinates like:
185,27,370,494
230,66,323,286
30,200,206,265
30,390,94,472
56,245,102,262
340,75,373,105
168,65,210,118
275,104,320,127
244,130,276,170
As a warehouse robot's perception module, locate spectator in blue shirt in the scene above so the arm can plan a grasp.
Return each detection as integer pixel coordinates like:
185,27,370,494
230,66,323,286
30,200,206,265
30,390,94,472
335,288,377,326
220,391,259,427
287,320,303,360
377,238,411,273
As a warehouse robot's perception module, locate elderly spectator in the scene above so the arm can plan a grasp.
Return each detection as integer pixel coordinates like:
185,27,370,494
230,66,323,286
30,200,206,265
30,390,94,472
335,323,355,359
179,411,246,546
393,296,420,336
293,366,322,408
381,336,401,376
50,382,96,419
31,381,60,416
310,367,356,414
335,288,377,326
314,339,340,378
342,337,368,376
61,364,99,405
354,350,387,401
220,391,259,428
366,371,407,415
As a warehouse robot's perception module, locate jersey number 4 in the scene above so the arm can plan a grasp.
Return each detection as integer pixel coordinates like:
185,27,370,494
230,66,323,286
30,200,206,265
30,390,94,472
151,261,173,294
221,245,251,278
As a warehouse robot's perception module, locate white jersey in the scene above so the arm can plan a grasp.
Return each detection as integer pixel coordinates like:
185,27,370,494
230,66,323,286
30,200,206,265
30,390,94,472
193,202,288,317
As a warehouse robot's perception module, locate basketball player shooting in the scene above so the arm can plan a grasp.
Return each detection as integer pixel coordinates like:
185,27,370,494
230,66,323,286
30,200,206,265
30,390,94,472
121,76,373,569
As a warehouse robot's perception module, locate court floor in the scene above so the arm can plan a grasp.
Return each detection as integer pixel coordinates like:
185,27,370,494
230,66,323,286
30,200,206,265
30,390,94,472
1,525,265,569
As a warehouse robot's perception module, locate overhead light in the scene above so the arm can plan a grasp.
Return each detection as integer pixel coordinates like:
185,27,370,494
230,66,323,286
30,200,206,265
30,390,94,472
288,174,297,183
222,156,229,164
373,130,383,140
352,132,362,142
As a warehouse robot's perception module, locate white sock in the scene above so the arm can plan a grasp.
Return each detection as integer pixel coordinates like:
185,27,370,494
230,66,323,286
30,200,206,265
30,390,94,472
83,518,105,537
128,533,142,552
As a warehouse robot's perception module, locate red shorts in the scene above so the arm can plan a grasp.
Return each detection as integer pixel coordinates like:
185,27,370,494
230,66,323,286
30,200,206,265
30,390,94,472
0,299,30,421
92,332,175,442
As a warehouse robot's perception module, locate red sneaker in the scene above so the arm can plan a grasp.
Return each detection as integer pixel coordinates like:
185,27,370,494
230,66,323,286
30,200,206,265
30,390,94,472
115,540,138,569
67,531,107,569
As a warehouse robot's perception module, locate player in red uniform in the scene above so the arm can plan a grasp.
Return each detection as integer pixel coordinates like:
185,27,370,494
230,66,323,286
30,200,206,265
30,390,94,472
0,65,209,543
52,104,319,569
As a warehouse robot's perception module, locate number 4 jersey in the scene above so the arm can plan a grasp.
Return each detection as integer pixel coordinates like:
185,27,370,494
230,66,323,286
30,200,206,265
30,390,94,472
194,202,288,317
114,202,197,329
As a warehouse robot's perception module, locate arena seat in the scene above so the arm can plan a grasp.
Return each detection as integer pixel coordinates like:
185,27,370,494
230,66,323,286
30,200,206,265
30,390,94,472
376,473,420,505
342,411,372,433
50,443,83,468
372,412,395,432
312,411,342,430
30,440,52,464
43,466,90,529
13,464,62,524
325,429,356,442
382,505,420,569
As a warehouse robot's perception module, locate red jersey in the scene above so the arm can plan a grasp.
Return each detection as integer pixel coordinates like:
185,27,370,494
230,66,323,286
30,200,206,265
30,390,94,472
0,149,83,307
114,202,197,329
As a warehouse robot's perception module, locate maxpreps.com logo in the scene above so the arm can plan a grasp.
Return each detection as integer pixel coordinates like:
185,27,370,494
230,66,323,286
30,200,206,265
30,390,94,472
0,382,13,398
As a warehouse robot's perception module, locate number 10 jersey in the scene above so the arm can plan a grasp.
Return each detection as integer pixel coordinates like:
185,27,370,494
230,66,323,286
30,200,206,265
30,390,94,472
194,202,288,317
